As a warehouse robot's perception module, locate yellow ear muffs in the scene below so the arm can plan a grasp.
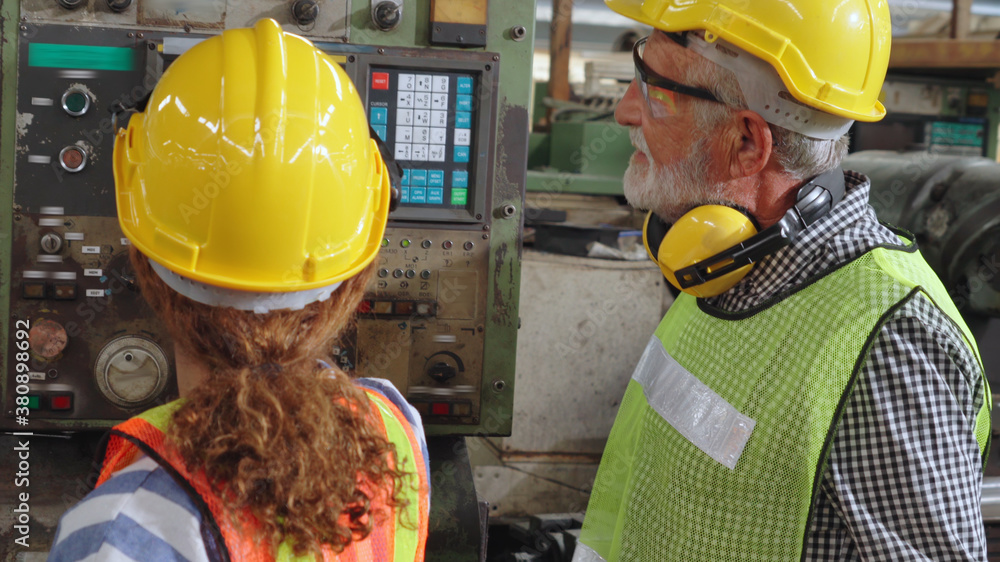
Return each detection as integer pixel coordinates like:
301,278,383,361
643,207,758,298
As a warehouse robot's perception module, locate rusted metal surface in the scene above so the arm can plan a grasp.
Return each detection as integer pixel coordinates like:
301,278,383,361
890,39,1000,69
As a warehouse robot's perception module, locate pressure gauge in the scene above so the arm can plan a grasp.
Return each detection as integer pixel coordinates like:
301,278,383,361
94,336,170,408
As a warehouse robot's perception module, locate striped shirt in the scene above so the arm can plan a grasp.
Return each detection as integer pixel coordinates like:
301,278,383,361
47,378,428,562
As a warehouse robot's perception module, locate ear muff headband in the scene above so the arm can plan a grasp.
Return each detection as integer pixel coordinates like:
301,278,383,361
646,167,846,297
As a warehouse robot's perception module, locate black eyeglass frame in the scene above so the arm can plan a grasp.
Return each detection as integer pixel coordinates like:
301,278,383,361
632,35,723,107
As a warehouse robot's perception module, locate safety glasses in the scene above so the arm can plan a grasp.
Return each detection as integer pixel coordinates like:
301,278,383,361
633,35,723,119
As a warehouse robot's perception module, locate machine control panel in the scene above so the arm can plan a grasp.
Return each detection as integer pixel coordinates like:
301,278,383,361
2,24,505,434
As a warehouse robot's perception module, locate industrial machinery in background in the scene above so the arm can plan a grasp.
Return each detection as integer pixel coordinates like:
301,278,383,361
0,1,534,559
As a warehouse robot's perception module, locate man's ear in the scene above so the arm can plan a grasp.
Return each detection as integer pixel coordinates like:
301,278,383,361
727,110,772,179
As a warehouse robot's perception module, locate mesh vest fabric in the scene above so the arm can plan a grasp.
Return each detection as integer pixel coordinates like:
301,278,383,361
578,242,990,562
97,389,429,562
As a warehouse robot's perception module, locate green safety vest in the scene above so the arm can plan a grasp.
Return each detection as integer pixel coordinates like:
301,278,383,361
577,238,991,561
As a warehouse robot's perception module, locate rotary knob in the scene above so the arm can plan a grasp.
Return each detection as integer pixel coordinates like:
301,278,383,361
427,361,457,383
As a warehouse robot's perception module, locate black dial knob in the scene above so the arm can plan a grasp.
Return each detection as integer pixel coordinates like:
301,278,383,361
427,362,457,383
107,0,132,12
57,0,85,9
291,0,319,25
373,1,401,31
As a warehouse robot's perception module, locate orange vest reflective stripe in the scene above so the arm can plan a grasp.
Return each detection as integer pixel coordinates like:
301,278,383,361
97,388,429,561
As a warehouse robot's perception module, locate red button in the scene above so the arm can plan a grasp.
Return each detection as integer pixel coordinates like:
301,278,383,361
431,402,451,416
372,72,390,90
50,395,72,411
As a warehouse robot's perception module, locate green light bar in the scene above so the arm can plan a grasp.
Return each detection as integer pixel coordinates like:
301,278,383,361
28,43,136,71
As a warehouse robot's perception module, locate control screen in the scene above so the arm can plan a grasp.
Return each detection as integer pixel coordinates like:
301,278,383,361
367,68,477,209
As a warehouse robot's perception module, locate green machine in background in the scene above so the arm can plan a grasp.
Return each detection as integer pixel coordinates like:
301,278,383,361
0,1,535,559
526,81,633,197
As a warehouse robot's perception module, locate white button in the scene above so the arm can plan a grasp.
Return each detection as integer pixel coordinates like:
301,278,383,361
432,110,448,127
414,127,430,143
396,126,413,143
415,75,432,92
397,91,414,109
433,76,449,93
399,74,416,91
429,145,446,162
415,110,430,126
415,93,431,109
412,144,429,161
430,128,447,145
455,129,471,146
397,109,413,125
394,143,411,160
432,93,449,110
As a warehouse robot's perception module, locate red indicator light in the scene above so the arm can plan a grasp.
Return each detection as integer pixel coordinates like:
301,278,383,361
50,395,72,411
357,300,372,314
372,72,390,90
431,402,451,416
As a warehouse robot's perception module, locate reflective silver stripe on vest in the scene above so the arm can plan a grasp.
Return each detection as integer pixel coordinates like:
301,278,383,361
633,336,756,470
572,542,608,562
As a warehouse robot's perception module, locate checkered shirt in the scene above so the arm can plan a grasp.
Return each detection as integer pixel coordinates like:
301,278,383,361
706,170,988,561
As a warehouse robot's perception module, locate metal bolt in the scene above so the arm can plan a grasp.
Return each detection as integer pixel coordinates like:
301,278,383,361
492,380,506,392
20,25,26,31
147,42,156,50
378,47,385,55
492,55,500,61
482,233,490,240
348,55,356,63
476,214,483,220
511,25,527,41
502,204,516,218
485,64,492,71
483,224,491,231
127,32,134,37
136,33,144,38
14,214,21,221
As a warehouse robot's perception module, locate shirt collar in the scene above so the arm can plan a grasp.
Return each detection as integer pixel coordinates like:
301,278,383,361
705,170,890,311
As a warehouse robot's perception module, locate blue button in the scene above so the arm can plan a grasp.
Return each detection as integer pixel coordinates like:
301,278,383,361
428,170,445,187
411,169,428,186
372,125,387,141
370,107,388,125
401,186,410,204
456,95,473,112
402,169,411,186
410,187,427,204
457,77,473,94
427,188,444,205
455,112,472,129
454,146,470,163
452,170,469,188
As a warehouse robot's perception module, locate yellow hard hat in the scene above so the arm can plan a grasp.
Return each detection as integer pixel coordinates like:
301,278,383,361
606,0,891,122
114,18,391,295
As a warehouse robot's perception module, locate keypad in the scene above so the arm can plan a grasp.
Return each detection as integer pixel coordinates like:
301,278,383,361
368,69,476,208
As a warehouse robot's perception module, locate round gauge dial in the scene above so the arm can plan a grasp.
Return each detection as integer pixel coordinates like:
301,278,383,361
94,336,170,408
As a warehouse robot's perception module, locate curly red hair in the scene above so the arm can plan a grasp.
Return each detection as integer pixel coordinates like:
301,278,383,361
130,247,410,557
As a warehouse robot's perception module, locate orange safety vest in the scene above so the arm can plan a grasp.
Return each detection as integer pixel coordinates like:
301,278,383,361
97,388,429,561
